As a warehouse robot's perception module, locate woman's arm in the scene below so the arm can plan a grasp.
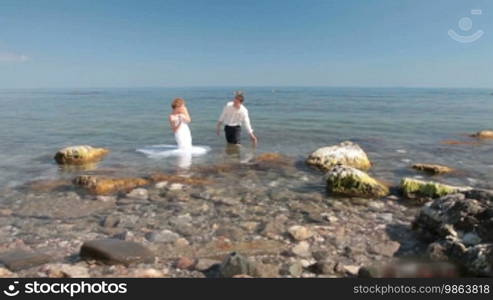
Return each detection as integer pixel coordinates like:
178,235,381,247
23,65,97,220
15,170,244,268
180,106,191,123
169,115,180,132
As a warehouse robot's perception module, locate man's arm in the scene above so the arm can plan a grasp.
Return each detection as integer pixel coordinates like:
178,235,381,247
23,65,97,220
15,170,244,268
242,109,258,146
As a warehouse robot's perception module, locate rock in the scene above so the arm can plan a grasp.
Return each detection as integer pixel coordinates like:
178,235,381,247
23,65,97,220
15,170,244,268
73,175,150,195
282,261,303,277
195,258,221,271
326,165,389,198
441,139,480,146
126,188,149,200
145,230,180,243
400,178,470,201
306,141,371,171
80,239,155,265
368,241,401,257
0,267,15,277
176,257,195,270
54,145,109,165
254,152,293,168
168,183,183,191
470,130,493,139
462,232,481,246
219,252,258,278
413,190,493,276
291,241,311,257
288,225,314,241
154,181,168,189
175,238,190,248
412,163,454,175
100,215,120,228
343,265,360,276
129,268,166,278
43,263,90,278
0,250,51,271
311,260,335,275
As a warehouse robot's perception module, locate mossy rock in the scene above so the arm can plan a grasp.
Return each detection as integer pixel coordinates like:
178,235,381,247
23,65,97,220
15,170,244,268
326,165,389,198
307,141,371,171
400,178,470,200
54,145,109,165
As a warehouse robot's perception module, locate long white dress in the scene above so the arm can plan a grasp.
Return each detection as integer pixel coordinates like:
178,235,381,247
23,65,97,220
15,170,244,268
170,113,192,150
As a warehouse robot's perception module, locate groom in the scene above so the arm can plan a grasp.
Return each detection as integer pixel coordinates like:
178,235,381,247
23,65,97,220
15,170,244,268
216,91,258,146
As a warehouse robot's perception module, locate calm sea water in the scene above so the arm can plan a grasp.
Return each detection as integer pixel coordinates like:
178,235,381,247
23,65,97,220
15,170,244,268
0,87,492,190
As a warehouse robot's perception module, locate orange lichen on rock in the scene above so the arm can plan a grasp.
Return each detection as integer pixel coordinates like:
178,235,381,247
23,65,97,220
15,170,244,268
73,175,150,195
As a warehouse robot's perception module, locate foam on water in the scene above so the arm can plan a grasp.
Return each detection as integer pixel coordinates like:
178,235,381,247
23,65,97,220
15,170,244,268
136,144,210,158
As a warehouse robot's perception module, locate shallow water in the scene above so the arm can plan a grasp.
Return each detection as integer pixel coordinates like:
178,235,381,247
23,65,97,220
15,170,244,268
0,87,492,192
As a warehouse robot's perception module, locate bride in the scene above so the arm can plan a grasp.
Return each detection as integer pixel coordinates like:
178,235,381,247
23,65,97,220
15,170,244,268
169,98,192,151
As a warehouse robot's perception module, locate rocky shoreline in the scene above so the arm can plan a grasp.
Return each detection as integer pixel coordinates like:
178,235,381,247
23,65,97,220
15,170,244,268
0,137,492,278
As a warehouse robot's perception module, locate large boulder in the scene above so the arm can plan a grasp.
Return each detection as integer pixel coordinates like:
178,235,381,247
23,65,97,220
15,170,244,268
470,130,493,139
400,178,470,202
54,145,109,165
412,163,454,175
306,141,371,171
412,190,493,276
73,175,149,195
326,165,389,198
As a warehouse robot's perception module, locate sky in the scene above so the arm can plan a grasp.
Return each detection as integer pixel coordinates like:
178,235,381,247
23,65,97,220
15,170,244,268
0,0,492,88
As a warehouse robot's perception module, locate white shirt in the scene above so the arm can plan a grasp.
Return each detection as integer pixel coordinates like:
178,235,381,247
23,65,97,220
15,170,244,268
218,101,254,134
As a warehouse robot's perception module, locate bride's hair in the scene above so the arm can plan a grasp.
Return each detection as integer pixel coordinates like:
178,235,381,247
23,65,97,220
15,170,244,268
171,98,185,109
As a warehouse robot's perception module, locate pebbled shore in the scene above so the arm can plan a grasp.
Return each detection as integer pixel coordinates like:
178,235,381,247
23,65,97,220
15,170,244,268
0,154,432,278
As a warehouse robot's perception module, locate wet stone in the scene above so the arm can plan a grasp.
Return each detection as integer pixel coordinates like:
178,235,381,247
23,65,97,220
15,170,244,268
145,230,180,243
80,239,155,265
0,250,52,271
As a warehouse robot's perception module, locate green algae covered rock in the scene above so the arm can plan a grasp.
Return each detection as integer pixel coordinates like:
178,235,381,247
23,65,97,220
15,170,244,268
400,178,470,200
307,141,371,172
326,165,389,198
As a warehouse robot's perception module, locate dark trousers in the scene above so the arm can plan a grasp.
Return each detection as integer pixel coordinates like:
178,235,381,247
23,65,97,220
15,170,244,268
224,125,241,144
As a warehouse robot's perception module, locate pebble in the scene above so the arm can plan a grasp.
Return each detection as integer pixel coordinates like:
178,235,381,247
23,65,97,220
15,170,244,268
0,267,15,278
80,239,155,265
288,225,314,241
378,213,393,223
176,257,195,270
126,188,149,200
145,230,180,243
100,215,120,228
0,250,52,271
462,232,481,245
168,183,184,191
291,241,311,257
130,268,166,278
195,259,220,271
43,263,90,278
154,181,168,189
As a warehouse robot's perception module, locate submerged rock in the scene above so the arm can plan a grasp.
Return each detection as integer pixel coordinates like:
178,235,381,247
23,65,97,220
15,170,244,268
412,163,454,175
148,173,213,185
80,239,155,265
470,130,493,139
25,179,72,192
326,165,389,198
412,190,493,276
73,175,149,195
400,178,469,201
306,141,371,171
54,145,109,165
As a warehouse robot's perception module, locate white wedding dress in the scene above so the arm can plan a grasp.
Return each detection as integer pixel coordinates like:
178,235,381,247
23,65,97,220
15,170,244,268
136,113,209,169
170,114,192,150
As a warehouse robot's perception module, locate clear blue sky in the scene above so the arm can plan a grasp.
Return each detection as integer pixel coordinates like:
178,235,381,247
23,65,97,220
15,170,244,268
0,0,491,88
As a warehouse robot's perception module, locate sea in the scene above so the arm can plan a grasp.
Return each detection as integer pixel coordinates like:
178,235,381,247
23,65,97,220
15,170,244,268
0,87,492,192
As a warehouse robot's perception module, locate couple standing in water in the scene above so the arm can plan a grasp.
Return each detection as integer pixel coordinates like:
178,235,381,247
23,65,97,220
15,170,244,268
168,91,258,155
